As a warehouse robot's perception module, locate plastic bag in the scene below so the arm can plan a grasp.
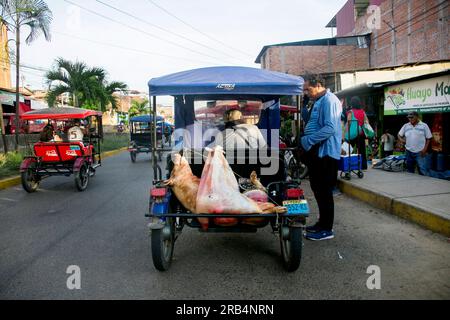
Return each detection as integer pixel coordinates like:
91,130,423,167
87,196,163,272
363,122,375,139
196,147,262,225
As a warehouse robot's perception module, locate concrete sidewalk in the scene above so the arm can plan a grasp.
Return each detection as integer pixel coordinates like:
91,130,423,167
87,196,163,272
338,168,450,237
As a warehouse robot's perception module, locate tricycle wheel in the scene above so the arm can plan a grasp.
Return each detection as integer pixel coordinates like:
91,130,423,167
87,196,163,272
151,218,175,271
21,168,40,193
280,226,302,272
75,165,89,192
130,151,137,163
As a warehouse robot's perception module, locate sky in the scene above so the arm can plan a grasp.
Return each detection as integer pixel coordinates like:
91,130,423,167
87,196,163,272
8,0,347,104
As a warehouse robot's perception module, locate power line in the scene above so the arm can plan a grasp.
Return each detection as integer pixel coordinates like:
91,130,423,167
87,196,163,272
63,0,238,65
94,0,248,64
52,31,221,65
145,0,253,58
0,56,50,73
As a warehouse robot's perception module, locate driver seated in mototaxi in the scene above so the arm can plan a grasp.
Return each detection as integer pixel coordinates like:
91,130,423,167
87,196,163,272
67,119,86,143
210,109,267,149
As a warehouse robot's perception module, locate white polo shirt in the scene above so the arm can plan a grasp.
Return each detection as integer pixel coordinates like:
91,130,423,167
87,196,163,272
398,121,432,153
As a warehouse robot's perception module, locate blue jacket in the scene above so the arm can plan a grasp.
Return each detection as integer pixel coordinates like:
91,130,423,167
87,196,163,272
300,90,342,160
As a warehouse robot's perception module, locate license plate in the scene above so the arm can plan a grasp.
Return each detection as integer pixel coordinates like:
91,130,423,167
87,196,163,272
282,200,310,216
140,148,149,152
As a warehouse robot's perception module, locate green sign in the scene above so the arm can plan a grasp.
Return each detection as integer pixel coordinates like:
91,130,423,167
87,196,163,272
384,74,450,115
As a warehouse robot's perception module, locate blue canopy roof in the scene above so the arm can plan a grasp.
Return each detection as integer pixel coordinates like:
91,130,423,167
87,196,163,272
148,66,303,96
130,115,164,123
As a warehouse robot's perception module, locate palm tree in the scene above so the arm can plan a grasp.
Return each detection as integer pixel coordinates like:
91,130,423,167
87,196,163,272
102,81,128,112
1,0,53,151
46,58,127,112
128,99,150,118
46,58,105,108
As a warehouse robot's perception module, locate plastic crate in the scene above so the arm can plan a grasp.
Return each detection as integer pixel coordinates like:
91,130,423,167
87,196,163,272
339,154,362,171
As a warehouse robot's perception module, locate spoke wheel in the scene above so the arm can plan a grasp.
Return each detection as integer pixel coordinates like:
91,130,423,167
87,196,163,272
21,168,40,193
75,165,89,192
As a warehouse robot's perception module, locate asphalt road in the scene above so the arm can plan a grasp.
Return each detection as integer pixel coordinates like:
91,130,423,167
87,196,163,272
0,151,449,300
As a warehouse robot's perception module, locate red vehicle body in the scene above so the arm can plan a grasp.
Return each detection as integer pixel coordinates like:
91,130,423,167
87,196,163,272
19,107,103,192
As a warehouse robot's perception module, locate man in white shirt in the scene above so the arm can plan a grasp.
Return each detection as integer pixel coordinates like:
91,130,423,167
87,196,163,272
67,120,85,142
398,111,432,175
211,109,267,149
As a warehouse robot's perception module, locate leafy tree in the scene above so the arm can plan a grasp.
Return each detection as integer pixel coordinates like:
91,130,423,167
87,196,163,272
46,58,127,112
128,99,150,118
1,0,53,151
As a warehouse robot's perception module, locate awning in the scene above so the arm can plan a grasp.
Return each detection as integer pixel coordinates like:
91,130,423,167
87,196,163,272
130,115,164,123
21,107,102,120
148,66,303,97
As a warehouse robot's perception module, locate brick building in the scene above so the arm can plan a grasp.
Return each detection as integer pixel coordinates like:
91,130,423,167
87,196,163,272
256,0,449,89
255,35,371,92
327,0,449,68
255,0,449,170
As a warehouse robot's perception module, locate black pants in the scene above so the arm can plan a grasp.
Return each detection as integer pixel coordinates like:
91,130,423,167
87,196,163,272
383,150,393,158
351,135,367,170
304,148,338,231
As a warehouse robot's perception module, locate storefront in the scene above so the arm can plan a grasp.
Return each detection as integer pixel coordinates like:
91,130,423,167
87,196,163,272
0,88,30,134
383,71,450,170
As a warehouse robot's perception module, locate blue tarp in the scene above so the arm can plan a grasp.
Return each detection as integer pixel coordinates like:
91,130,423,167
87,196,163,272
148,66,303,96
130,115,164,123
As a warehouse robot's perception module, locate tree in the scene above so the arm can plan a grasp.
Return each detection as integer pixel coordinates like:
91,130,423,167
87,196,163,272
1,0,53,151
46,58,105,108
128,99,150,119
102,81,128,112
46,58,127,112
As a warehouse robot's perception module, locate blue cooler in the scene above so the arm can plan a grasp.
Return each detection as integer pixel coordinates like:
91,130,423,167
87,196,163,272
339,154,362,171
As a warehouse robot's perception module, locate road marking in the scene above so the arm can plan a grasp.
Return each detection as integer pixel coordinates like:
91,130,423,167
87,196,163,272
0,198,18,202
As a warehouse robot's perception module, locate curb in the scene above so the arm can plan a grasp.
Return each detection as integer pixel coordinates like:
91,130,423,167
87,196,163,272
0,147,128,191
338,179,450,237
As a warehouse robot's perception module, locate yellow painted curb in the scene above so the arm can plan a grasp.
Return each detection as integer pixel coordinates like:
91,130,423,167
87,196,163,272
0,175,21,191
101,147,128,159
338,179,450,237
0,147,128,191
392,201,450,237
337,180,393,212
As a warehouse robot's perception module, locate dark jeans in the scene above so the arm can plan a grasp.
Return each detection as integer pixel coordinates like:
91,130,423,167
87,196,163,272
304,147,338,231
405,150,429,175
